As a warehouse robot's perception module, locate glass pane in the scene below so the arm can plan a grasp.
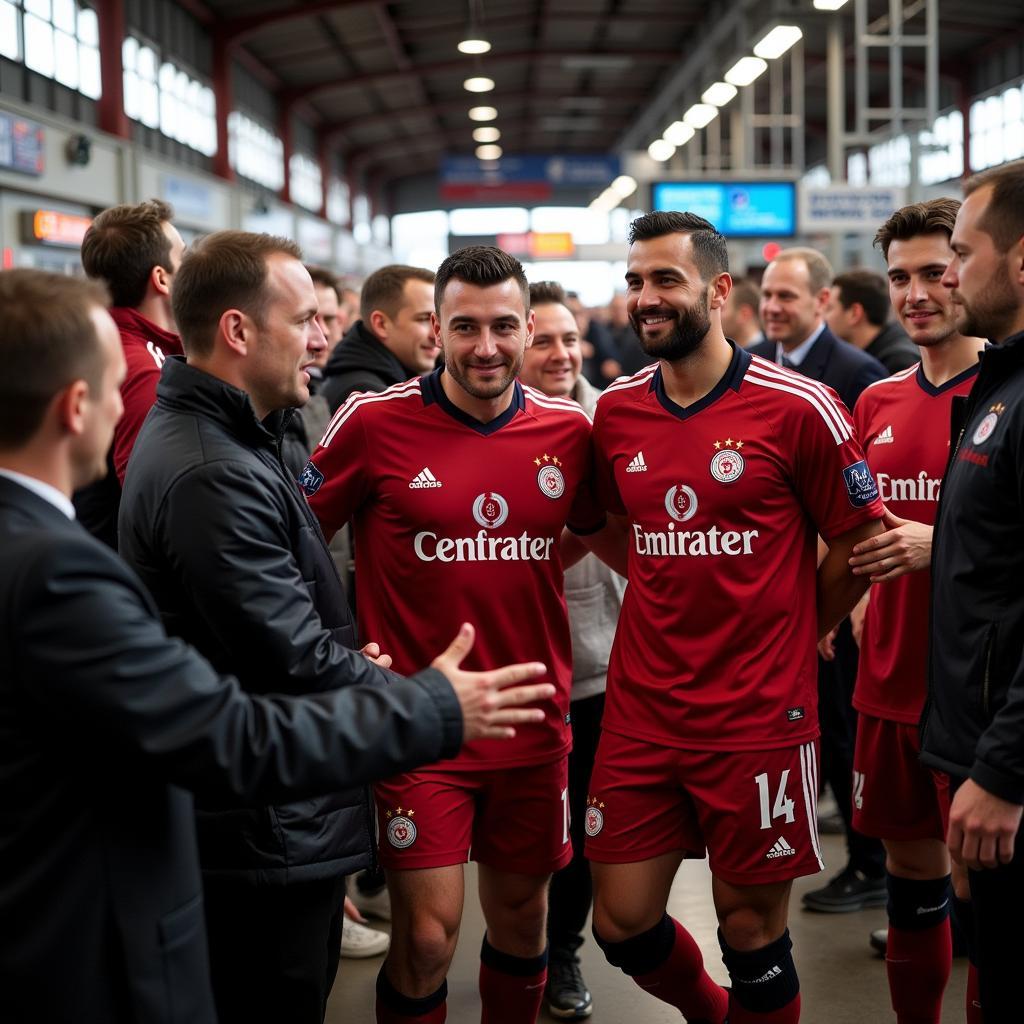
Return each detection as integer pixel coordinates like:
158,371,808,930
122,36,137,70
142,80,159,128
160,88,175,136
159,61,175,90
53,29,78,88
79,42,100,98
201,85,215,115
449,207,529,234
1006,122,1024,162
137,45,156,81
175,69,187,99
0,2,20,61
123,70,139,119
24,0,50,20
77,5,98,45
52,0,74,33
24,14,55,78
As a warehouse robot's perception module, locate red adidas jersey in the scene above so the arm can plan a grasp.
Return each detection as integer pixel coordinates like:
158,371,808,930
303,369,603,770
592,345,884,752
852,361,979,724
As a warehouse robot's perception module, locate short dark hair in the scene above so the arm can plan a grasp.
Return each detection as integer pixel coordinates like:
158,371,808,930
360,265,435,323
628,211,729,280
873,198,960,259
80,199,175,308
771,247,834,294
529,280,567,306
0,269,110,447
171,231,303,358
434,246,529,313
306,265,339,300
729,278,761,311
963,159,1024,253
832,270,890,327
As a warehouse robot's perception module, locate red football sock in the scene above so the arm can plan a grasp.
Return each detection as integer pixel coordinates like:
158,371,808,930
886,919,952,1024
631,918,728,1023
727,991,801,1023
479,938,546,1024
375,968,447,1023
965,962,982,1024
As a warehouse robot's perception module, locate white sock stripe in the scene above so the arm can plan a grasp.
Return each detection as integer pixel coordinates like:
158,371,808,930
747,357,852,439
745,373,848,445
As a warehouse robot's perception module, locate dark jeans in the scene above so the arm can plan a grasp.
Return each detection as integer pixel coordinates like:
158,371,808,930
549,691,605,959
818,619,885,877
204,872,347,1024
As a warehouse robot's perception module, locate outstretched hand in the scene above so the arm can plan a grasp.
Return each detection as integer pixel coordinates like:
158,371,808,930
432,623,554,742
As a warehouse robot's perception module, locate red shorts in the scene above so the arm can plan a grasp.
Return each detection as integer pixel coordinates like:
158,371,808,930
584,730,824,886
374,759,572,874
852,714,950,841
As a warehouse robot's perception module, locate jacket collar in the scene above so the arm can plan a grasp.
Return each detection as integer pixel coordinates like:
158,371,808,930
109,307,183,354
324,320,411,382
794,325,836,378
0,473,78,526
155,357,290,448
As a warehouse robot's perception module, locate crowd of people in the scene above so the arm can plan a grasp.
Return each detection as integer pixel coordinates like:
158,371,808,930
1,158,1023,1024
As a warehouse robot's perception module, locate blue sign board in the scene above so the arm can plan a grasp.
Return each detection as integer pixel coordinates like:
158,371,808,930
652,181,796,238
441,154,620,187
0,111,45,176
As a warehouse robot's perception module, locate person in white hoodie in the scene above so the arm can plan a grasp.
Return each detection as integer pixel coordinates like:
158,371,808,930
519,281,626,1020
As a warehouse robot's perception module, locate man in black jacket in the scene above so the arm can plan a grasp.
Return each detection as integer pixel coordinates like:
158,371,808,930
321,263,436,412
0,268,552,1024
924,159,1024,1020
118,234,444,1023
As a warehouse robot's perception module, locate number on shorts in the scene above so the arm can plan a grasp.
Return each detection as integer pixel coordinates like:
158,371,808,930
852,770,865,811
754,770,796,830
560,787,569,844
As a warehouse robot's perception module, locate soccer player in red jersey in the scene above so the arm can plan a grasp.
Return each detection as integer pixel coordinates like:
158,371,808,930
584,212,884,1024
841,199,986,1024
302,247,608,1024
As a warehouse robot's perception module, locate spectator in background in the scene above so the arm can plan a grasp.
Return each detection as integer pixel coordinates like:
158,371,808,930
827,269,920,372
519,281,626,1021
566,290,620,387
338,285,361,334
721,277,765,348
321,265,437,413
73,199,185,547
609,290,650,377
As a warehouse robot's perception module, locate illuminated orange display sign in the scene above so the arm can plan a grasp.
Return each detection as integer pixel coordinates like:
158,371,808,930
23,209,93,248
495,231,575,259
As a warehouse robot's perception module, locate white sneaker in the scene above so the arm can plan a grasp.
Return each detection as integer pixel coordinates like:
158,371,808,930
340,917,389,959
347,872,392,921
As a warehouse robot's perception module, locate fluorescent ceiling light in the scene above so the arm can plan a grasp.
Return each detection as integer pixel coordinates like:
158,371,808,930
468,105,497,121
472,126,501,143
464,76,495,93
663,121,695,146
590,188,621,212
813,0,849,8
683,103,718,129
702,81,738,107
724,56,768,86
458,38,491,54
611,175,638,198
648,138,676,162
753,25,803,60
476,144,503,160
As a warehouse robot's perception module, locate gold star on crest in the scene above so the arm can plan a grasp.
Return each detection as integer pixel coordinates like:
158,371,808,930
533,457,541,466
553,456,562,467
724,437,734,447
713,440,722,450
991,402,1006,415
735,440,744,449
542,453,551,462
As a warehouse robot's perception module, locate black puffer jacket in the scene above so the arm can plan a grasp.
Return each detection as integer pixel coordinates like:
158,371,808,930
321,320,413,412
119,358,397,883
922,332,1024,803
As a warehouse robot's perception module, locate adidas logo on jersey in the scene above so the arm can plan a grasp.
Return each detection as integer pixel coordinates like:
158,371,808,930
766,837,796,860
409,467,442,489
626,451,648,473
873,425,895,445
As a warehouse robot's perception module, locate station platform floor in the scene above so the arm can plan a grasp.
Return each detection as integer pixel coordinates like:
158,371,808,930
327,833,968,1022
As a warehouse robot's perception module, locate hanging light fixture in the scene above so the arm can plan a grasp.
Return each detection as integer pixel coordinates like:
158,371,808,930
458,1,491,55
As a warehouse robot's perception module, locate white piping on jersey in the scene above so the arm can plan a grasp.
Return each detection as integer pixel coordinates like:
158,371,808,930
747,357,852,445
862,363,919,392
600,364,658,398
799,742,824,869
320,378,423,448
521,385,593,421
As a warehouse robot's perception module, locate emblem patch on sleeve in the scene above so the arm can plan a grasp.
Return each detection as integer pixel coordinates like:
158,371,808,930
298,461,324,496
842,460,879,508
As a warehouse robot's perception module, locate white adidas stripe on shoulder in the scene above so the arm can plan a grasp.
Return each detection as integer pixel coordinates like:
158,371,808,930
320,378,423,448
523,386,592,420
746,358,851,445
601,364,658,398
862,363,919,391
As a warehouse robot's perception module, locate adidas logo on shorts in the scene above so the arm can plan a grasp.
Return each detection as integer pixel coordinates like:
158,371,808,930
766,836,796,859
626,451,648,473
409,467,443,489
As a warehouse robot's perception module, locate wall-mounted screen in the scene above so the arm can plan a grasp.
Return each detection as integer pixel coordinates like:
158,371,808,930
651,181,796,238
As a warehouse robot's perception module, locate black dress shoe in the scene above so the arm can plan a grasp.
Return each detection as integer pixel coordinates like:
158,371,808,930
869,928,887,956
546,956,593,1020
802,866,887,912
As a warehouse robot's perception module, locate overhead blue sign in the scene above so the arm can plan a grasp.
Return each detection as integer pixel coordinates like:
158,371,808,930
652,181,796,238
441,154,620,186
0,111,45,176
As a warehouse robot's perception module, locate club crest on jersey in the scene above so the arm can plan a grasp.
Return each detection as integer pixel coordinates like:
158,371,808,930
973,403,1005,446
710,439,745,484
473,491,509,529
585,797,605,837
664,484,698,522
385,807,417,849
532,453,565,500
298,461,324,496
842,460,879,508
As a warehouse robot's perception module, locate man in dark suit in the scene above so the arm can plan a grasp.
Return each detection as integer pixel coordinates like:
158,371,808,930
752,247,890,915
0,268,553,1024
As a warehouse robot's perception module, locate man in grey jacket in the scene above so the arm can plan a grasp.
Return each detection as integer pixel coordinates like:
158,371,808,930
520,281,626,1020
